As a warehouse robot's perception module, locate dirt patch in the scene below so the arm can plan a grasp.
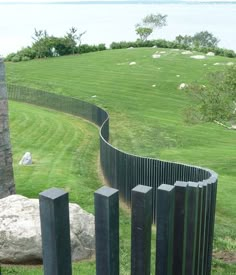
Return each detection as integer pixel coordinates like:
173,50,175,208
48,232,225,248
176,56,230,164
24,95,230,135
213,251,236,264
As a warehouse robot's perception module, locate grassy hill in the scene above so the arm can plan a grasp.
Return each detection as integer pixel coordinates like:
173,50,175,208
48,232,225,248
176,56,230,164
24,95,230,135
4,48,236,274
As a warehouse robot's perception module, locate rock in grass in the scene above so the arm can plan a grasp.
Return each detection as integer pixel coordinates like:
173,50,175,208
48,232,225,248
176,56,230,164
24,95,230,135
129,61,136,65
19,152,32,165
182,50,192,55
152,54,161,59
178,83,188,90
206,52,215,56
190,55,206,60
0,195,95,264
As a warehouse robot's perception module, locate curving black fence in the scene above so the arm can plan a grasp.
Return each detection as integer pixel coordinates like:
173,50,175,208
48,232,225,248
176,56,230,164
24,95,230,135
8,84,218,274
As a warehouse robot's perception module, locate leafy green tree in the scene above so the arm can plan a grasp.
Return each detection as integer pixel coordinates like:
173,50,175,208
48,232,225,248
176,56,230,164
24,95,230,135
135,26,153,41
65,27,86,54
175,34,193,47
32,29,51,58
192,31,219,48
135,13,167,41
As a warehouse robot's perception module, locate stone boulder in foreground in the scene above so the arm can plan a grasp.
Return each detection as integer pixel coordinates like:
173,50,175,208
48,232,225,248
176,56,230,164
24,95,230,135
0,194,95,264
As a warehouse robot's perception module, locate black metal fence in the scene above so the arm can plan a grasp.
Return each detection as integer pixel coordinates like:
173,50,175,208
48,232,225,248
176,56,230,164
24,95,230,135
8,84,218,274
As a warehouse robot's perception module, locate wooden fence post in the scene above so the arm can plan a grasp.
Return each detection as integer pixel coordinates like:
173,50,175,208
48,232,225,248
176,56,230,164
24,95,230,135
131,185,152,275
94,186,119,275
39,188,72,275
156,184,175,275
173,181,188,275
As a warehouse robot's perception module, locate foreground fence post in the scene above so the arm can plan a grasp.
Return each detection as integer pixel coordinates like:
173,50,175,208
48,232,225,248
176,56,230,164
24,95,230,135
156,184,175,275
131,185,152,275
183,182,199,275
39,188,72,275
95,186,119,275
173,181,188,275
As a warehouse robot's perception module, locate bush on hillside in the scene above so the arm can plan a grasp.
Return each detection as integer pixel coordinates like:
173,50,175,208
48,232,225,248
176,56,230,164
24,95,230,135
11,55,21,62
185,66,236,123
110,38,236,58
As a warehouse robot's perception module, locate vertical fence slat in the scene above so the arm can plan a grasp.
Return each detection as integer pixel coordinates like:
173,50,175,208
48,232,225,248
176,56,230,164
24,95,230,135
39,188,72,275
207,179,218,275
195,184,203,275
131,185,152,275
156,184,175,275
173,181,188,275
94,186,119,275
184,182,199,275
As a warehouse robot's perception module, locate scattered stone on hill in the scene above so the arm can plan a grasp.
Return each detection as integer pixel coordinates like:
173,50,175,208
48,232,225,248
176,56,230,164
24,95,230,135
176,75,180,77
152,84,156,87
152,54,161,59
181,50,192,55
172,49,179,51
19,152,32,165
0,194,95,264
190,55,206,60
214,63,221,66
178,83,188,90
129,61,136,65
206,52,215,56
128,47,134,49
227,62,234,66
160,51,166,54
91,95,97,98
203,64,207,66
152,45,157,48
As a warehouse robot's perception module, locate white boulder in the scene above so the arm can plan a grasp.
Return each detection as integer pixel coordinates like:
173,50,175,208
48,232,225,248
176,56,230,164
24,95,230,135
181,51,192,55
190,55,206,60
152,54,161,59
129,61,136,65
178,83,188,90
206,52,215,56
227,62,234,66
19,152,32,165
0,195,95,264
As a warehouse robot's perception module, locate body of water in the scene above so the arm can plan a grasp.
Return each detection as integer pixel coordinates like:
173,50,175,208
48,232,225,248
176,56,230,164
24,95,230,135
0,2,236,56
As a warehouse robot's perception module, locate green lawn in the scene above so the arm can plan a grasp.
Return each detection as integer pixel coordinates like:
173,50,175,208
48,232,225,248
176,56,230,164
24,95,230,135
3,48,236,274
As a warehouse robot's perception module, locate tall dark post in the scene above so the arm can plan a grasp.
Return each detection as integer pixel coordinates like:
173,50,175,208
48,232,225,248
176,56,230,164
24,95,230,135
173,181,188,275
183,182,199,275
207,179,218,275
94,186,119,275
131,185,152,275
39,188,72,275
156,184,175,275
0,58,15,198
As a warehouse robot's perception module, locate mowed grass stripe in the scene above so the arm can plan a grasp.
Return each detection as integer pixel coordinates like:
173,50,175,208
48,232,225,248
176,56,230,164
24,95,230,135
9,101,101,213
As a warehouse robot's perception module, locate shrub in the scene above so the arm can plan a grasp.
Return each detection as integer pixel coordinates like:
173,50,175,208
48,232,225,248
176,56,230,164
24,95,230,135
4,53,16,62
11,55,21,62
21,56,31,62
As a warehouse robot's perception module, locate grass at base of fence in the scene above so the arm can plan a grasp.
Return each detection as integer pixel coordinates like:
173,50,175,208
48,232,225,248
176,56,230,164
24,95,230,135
5,48,236,273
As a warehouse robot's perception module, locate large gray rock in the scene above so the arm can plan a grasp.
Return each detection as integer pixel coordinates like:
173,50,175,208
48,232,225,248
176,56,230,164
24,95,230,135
0,194,95,264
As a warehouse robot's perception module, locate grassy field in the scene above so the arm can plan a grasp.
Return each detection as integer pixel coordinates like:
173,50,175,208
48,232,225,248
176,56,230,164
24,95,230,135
3,48,236,274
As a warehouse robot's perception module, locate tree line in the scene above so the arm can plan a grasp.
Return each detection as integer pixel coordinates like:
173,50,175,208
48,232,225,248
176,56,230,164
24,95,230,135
5,27,106,62
5,13,236,62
